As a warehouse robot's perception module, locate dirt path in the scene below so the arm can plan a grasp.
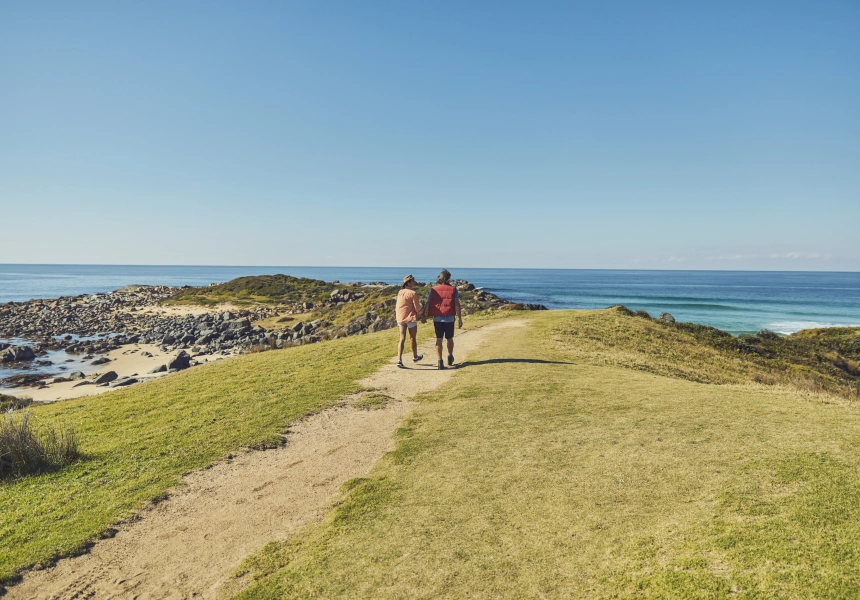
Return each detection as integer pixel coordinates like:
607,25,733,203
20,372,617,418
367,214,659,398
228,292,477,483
9,320,524,600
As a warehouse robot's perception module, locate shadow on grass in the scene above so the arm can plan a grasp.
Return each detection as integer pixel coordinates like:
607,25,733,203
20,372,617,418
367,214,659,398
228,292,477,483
455,358,574,369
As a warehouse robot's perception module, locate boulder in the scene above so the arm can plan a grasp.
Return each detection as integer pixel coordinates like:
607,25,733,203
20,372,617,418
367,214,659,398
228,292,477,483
658,312,676,324
92,371,118,384
1,345,37,363
167,350,192,371
91,357,111,365
68,371,86,380
109,377,138,388
148,364,167,374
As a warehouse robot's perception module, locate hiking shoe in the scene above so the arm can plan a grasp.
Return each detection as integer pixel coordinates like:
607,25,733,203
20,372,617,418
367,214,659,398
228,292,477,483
396,360,405,369
447,354,454,366
412,354,423,363
437,360,446,370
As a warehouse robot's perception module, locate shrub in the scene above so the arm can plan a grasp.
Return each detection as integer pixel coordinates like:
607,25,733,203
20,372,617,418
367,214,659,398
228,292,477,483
0,393,33,412
0,411,79,480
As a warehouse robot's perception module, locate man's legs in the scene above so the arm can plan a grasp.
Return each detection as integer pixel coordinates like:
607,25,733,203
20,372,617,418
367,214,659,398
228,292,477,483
433,320,446,368
447,337,455,364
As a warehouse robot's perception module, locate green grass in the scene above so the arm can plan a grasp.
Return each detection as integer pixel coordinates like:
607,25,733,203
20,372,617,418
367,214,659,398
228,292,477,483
0,328,407,584
231,310,860,599
166,274,343,306
351,392,394,410
555,305,859,399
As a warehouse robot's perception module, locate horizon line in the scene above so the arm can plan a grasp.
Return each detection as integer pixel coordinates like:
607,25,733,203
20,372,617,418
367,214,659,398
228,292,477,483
1,263,859,275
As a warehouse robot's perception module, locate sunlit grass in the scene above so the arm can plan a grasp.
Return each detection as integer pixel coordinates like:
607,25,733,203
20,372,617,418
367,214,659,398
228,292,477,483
233,310,860,599
0,328,407,584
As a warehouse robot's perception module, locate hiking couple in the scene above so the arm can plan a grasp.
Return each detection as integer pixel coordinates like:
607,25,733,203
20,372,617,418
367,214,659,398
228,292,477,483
395,269,463,370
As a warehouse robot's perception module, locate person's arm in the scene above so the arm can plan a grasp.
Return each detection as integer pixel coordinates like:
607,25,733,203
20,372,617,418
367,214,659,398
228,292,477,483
412,293,424,322
422,290,432,318
456,296,463,328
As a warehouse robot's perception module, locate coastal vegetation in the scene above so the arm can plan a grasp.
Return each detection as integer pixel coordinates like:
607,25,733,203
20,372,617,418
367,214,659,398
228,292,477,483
167,275,343,306
231,310,860,599
3,307,860,597
0,408,78,480
560,305,860,399
0,326,430,585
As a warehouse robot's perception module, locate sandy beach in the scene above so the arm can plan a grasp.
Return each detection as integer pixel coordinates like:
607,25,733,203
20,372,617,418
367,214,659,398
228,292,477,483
7,342,229,403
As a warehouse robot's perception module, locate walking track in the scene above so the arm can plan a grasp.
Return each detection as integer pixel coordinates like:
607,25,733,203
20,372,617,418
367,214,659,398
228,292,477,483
8,320,525,600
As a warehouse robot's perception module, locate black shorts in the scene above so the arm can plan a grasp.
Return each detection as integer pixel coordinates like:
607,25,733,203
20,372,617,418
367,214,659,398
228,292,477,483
434,320,455,339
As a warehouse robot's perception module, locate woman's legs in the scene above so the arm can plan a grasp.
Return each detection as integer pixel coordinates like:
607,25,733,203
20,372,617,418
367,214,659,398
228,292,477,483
398,325,408,363
408,325,419,358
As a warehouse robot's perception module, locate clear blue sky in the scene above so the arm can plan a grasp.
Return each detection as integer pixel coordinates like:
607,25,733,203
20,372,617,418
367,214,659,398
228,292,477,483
1,1,858,270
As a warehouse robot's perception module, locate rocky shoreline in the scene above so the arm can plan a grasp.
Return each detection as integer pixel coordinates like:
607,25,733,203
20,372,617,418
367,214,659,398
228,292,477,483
1,279,545,395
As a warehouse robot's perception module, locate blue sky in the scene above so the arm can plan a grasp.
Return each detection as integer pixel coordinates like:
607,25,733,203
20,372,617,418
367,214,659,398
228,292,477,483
1,1,858,270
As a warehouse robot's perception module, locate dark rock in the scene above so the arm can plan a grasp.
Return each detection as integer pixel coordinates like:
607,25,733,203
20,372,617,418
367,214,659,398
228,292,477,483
167,350,192,371
2,373,44,387
658,312,676,324
93,371,118,384
68,371,85,380
148,364,167,374
1,345,37,363
73,380,94,388
109,377,138,388
91,357,111,365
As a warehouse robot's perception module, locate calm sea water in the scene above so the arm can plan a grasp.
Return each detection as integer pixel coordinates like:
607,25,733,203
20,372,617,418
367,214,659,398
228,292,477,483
1,264,859,335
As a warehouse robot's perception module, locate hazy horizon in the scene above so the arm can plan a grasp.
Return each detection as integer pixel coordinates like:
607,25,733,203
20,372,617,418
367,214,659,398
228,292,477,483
1,262,859,274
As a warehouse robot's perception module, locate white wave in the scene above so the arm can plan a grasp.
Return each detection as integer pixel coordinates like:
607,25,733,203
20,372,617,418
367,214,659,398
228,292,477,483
767,321,860,335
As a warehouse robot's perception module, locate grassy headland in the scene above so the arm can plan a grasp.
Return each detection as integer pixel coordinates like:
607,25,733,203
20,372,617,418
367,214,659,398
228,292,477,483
167,275,343,307
0,326,433,585
164,274,533,340
4,307,859,597
232,309,860,599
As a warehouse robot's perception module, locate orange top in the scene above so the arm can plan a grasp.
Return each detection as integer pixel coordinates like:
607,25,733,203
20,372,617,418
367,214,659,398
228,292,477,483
395,289,422,324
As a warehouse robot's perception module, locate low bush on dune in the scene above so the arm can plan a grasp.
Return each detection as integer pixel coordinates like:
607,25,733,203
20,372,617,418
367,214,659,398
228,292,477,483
0,411,79,480
0,393,33,412
552,306,860,399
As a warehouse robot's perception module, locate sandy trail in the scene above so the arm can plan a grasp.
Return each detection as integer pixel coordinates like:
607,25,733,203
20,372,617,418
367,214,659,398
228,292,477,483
8,320,524,600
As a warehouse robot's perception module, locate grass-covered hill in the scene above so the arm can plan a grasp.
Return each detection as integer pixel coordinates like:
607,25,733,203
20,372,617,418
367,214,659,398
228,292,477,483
3,308,860,598
232,310,860,599
164,274,539,342
563,306,860,400
167,275,342,306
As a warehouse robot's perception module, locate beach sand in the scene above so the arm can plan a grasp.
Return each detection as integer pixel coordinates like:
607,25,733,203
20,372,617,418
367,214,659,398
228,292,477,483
7,343,230,403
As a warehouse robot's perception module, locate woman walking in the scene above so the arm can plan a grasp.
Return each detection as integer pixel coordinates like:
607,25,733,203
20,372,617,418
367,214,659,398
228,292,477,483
395,274,424,368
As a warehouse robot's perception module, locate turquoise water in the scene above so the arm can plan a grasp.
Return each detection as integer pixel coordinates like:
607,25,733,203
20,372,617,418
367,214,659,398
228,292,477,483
1,265,859,335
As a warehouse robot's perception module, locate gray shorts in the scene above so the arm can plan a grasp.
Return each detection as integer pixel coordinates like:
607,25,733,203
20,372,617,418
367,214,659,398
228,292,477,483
398,322,417,329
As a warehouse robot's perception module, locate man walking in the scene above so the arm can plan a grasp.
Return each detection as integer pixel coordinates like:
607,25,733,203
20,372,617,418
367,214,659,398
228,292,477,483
424,269,463,370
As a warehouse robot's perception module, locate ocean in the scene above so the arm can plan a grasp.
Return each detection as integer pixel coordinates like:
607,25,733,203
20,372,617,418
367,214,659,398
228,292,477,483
2,264,859,335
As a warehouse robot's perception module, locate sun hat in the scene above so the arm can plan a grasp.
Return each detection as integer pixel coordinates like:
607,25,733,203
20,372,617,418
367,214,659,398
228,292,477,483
402,274,416,285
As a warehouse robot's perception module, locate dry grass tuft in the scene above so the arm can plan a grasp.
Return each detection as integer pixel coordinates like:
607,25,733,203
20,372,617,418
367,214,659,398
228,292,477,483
0,412,79,480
